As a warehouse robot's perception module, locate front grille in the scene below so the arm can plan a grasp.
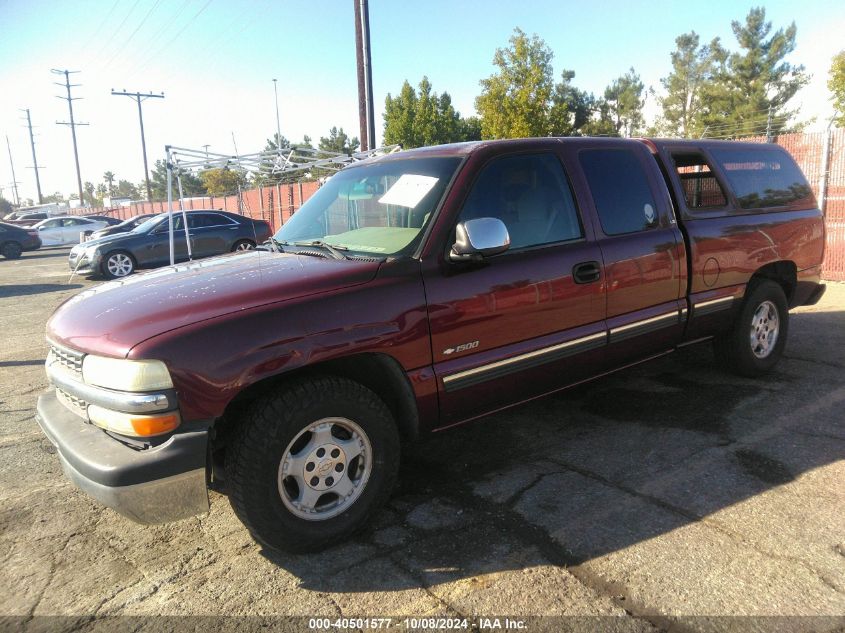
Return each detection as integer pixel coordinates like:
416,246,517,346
49,341,84,378
56,388,88,419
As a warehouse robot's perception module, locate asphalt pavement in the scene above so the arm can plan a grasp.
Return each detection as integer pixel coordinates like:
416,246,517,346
0,247,843,632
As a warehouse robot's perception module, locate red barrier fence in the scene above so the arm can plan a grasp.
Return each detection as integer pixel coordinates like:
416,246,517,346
70,132,845,281
72,180,322,234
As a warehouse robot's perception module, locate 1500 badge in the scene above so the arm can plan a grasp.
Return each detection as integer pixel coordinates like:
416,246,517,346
442,340,479,355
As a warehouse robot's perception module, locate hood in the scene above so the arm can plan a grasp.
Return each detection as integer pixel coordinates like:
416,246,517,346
75,230,136,249
48,251,381,357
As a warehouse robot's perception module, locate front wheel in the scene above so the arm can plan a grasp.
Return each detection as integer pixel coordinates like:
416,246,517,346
227,377,400,552
1,241,22,260
714,280,789,377
101,251,136,279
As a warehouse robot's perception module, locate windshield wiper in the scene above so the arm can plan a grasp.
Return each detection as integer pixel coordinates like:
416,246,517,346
266,236,286,253
293,240,349,260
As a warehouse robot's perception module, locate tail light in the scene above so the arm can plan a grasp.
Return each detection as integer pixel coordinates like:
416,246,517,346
27,231,38,238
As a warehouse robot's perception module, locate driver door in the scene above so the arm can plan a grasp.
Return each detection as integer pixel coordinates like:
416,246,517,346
422,151,606,425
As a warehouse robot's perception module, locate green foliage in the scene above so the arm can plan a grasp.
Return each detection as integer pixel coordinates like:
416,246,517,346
200,168,245,196
0,196,12,216
383,77,479,148
254,132,317,185
42,192,65,204
830,50,845,127
475,28,555,138
604,68,645,137
115,180,139,199
659,32,725,137
83,181,98,207
703,7,808,137
318,127,359,155
150,160,206,201
103,171,116,196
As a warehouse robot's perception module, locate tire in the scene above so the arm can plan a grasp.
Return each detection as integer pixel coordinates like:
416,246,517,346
227,376,400,553
1,241,22,260
232,239,255,252
101,250,136,279
714,279,789,377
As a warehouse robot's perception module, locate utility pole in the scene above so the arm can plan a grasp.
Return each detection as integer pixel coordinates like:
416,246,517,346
5,135,20,206
353,0,375,150
53,69,87,205
272,79,282,147
21,109,44,204
111,89,165,202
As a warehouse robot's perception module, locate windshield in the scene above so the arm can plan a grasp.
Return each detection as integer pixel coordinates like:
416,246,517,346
132,214,167,233
274,157,461,257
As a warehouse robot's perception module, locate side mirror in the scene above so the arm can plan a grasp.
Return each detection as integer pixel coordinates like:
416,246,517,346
450,217,510,262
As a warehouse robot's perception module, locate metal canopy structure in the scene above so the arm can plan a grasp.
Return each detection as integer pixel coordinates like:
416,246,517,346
162,143,401,265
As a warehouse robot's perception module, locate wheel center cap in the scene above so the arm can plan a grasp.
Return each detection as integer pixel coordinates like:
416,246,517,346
317,460,334,476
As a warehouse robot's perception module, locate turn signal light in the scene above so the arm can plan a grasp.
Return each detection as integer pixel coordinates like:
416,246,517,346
88,404,181,437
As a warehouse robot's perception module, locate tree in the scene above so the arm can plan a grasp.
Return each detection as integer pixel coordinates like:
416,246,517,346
659,32,724,137
115,179,139,199
604,68,645,137
829,50,845,127
318,127,359,155
549,70,596,136
83,181,98,207
703,7,809,137
103,171,116,196
150,160,206,201
475,28,555,138
200,168,244,196
0,197,12,216
384,77,480,148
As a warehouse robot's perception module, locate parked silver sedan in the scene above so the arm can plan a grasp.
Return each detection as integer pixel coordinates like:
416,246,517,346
31,216,110,246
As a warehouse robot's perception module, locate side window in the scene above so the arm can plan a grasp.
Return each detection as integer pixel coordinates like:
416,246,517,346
459,153,582,249
671,153,728,209
63,218,82,226
709,147,814,210
579,149,659,236
43,219,61,229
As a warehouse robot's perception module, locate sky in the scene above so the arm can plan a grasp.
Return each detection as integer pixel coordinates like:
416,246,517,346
1,0,843,205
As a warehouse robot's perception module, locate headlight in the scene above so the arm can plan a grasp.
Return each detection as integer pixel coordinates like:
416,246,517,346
83,245,99,259
82,355,173,391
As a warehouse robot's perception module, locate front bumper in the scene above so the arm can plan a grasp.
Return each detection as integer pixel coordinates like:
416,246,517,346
36,390,209,524
68,249,100,274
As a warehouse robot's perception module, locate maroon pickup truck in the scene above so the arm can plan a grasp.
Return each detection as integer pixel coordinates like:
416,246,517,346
37,138,825,552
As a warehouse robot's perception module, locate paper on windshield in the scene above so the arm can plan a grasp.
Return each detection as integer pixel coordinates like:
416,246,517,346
378,174,439,208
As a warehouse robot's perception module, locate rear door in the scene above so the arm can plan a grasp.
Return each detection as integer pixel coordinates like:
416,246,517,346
188,212,239,257
423,150,606,425
575,143,686,365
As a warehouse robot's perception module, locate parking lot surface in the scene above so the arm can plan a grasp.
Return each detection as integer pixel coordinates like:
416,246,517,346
1,248,843,631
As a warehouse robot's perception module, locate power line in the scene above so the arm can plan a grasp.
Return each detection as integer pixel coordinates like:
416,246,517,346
102,0,165,70
130,0,214,76
120,0,195,76
111,89,165,202
20,109,44,204
94,0,143,62
53,69,88,204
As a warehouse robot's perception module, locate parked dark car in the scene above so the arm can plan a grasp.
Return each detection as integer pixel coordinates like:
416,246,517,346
89,214,157,240
68,209,271,278
0,221,42,259
83,215,123,226
7,212,49,227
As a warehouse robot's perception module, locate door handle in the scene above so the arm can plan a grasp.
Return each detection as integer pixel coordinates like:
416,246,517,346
573,261,601,284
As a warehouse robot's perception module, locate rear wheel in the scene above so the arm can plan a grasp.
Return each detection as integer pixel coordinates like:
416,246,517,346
232,239,255,252
227,377,400,552
714,280,789,376
101,251,136,279
1,241,22,260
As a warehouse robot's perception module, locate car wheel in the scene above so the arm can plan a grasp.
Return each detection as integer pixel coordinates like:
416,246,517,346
714,279,789,377
232,239,255,252
1,241,22,260
102,251,136,279
227,376,400,553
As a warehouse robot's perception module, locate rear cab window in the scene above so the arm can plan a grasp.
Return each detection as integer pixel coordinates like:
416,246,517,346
708,146,815,211
671,152,729,210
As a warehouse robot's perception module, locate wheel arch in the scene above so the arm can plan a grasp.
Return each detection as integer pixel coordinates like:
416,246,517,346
747,260,797,306
218,352,420,447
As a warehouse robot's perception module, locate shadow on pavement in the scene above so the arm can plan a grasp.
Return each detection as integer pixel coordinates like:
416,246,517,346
0,360,44,368
256,309,845,592
0,284,81,298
